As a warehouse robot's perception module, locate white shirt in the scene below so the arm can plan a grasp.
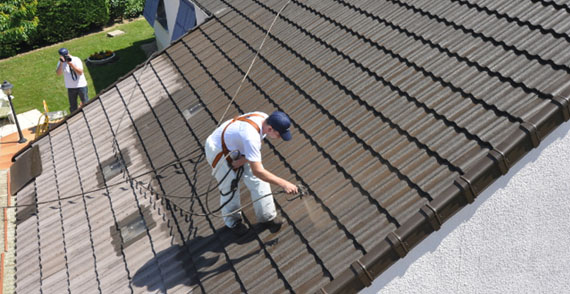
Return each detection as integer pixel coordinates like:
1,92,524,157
210,112,267,162
57,55,87,88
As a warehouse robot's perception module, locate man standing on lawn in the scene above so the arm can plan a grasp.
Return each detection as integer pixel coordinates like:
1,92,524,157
56,48,89,113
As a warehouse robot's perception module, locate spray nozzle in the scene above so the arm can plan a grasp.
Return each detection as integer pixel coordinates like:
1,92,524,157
297,185,307,197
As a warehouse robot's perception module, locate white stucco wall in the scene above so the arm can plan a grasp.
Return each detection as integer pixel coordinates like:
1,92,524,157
195,4,208,25
154,22,170,51
361,121,570,294
153,0,180,51
153,0,208,50
164,0,180,41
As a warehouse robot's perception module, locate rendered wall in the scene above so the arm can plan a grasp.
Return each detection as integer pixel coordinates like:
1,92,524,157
154,0,208,50
153,0,180,50
361,121,570,294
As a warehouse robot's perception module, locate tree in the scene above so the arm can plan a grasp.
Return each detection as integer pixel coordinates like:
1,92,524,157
0,0,39,58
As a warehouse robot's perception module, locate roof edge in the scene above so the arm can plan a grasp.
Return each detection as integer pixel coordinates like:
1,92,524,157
318,97,570,294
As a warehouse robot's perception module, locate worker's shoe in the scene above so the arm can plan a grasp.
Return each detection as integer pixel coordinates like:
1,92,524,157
229,220,249,237
263,216,285,233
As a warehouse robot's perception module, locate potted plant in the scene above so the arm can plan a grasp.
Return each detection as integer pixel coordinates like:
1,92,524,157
87,50,116,64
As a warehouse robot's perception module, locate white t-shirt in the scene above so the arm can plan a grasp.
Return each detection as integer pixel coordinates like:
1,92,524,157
57,56,87,88
210,112,267,162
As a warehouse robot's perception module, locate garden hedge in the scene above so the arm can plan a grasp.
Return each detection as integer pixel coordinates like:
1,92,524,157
0,0,145,59
34,0,110,44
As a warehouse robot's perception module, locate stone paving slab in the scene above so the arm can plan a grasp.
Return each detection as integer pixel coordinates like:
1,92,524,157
0,109,42,138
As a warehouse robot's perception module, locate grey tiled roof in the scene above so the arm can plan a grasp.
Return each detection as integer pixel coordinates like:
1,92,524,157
12,0,570,293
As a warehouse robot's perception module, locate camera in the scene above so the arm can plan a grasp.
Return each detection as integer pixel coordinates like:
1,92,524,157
58,48,71,62
60,55,71,62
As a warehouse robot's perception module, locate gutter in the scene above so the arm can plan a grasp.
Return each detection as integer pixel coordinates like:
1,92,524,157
318,93,570,294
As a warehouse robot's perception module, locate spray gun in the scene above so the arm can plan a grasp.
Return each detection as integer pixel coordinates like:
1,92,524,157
286,184,307,201
297,184,307,197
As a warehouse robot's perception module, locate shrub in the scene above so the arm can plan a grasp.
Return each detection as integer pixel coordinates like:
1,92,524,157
34,0,109,45
123,0,145,18
0,0,39,58
109,0,144,21
1,0,143,58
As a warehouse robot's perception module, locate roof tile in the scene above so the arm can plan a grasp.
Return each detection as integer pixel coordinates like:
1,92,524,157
11,0,570,293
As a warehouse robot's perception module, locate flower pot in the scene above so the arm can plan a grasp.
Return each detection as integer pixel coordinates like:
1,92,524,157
87,53,116,65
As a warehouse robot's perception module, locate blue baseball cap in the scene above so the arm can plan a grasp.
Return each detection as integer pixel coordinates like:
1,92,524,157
58,48,69,56
266,111,292,141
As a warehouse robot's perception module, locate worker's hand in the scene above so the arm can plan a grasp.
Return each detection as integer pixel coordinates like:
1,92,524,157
231,155,247,169
281,181,298,194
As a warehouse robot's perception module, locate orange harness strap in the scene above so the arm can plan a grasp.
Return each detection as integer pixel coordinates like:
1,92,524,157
211,113,265,169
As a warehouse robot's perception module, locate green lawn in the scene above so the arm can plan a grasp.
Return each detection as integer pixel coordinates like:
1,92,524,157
0,18,155,113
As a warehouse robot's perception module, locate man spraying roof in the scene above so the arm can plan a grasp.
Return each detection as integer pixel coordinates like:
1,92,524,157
205,111,298,235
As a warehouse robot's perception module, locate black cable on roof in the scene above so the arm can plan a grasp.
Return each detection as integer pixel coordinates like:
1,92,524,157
2,148,205,208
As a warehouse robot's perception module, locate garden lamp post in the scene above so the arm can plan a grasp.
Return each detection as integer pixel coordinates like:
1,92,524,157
1,80,27,144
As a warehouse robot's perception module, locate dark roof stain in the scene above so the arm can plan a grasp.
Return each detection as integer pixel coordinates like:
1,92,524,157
11,0,570,293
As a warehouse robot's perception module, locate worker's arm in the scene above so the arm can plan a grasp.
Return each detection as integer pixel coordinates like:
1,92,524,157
249,161,298,194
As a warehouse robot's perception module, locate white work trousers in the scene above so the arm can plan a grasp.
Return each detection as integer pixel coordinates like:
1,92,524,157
205,135,277,228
